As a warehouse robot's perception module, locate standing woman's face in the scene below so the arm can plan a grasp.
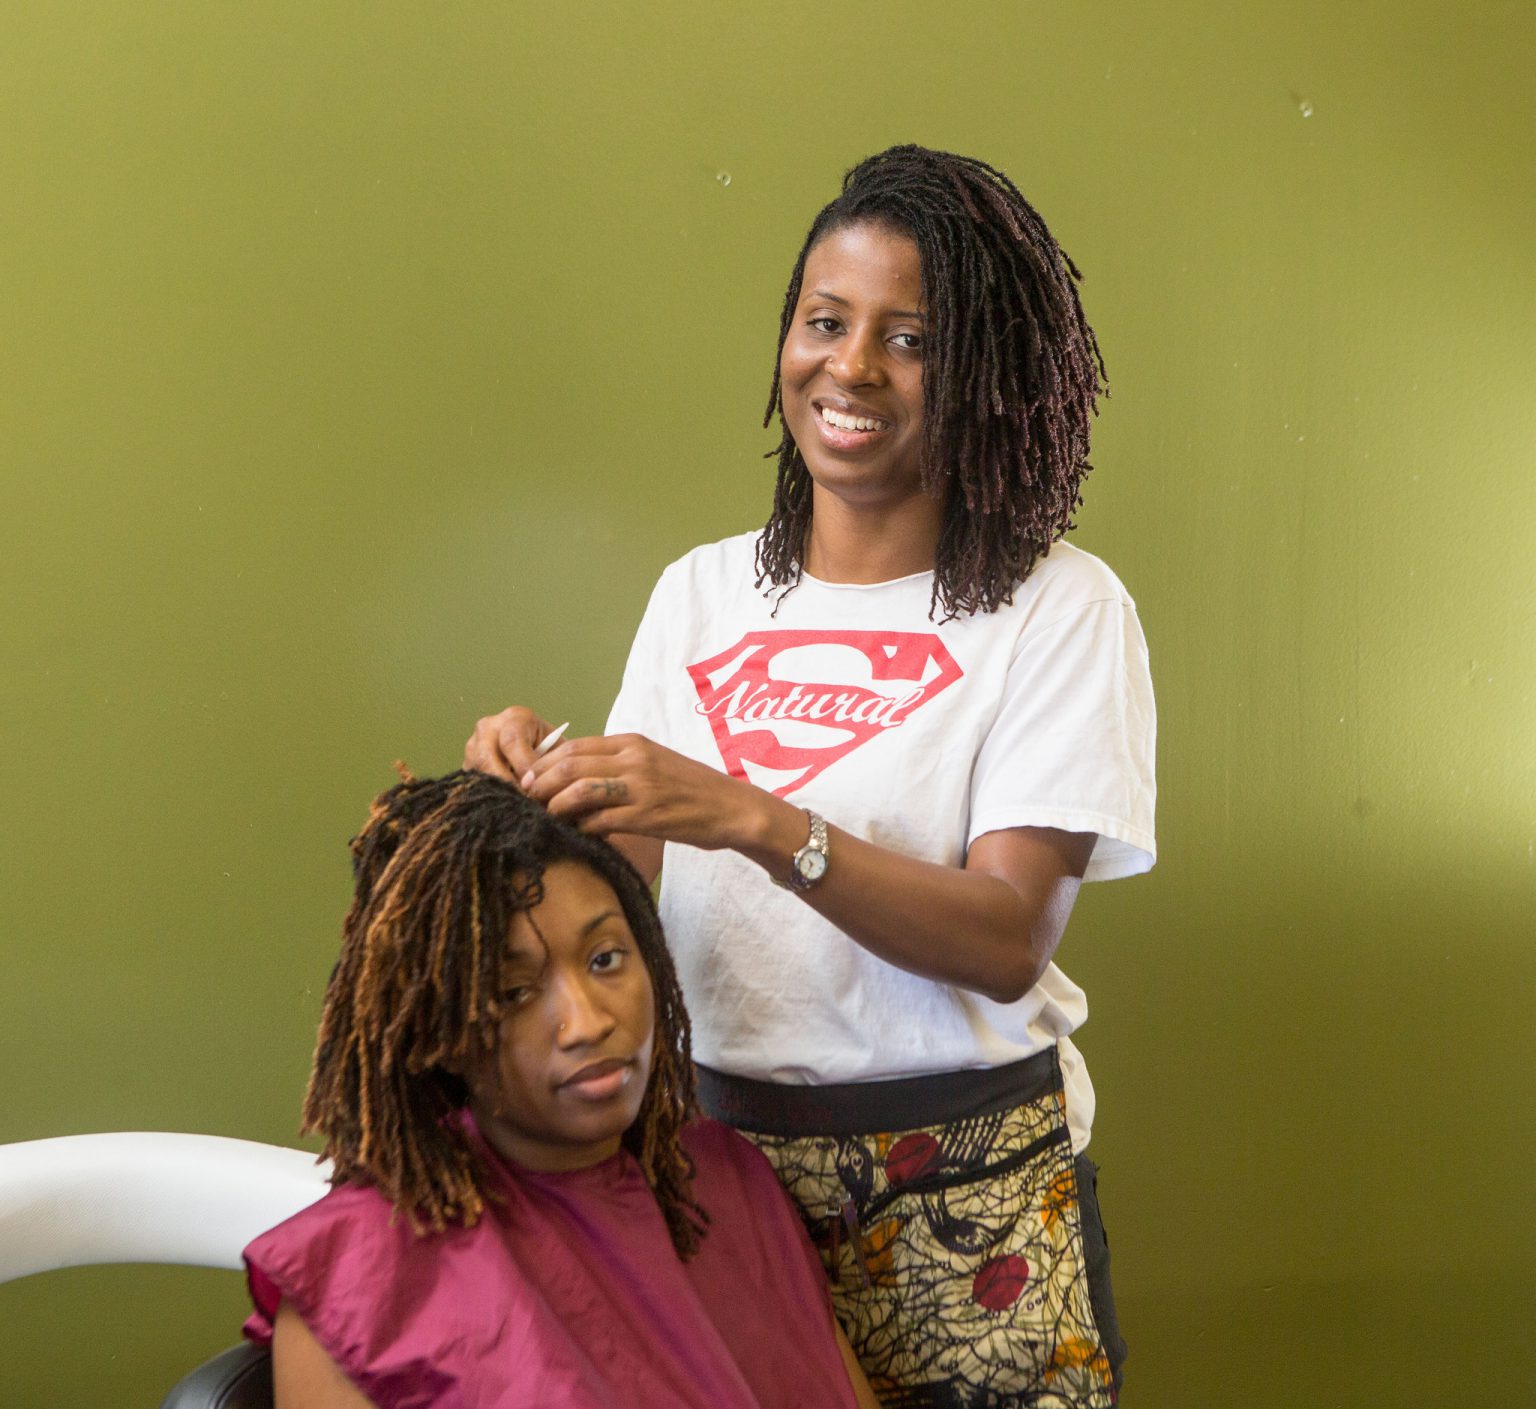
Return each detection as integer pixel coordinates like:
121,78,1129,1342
779,221,928,511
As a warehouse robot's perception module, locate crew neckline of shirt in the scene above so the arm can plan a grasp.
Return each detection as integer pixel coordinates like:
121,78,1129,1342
460,1111,644,1192
797,565,934,591
504,1150,641,1191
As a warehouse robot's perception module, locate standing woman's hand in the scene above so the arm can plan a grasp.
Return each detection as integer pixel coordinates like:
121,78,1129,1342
463,706,559,785
521,733,781,853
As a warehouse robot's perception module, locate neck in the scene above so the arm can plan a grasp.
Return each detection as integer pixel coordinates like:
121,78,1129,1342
466,1101,622,1174
801,489,943,584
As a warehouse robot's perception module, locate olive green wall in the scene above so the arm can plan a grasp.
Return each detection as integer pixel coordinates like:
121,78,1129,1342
3,2,1531,1403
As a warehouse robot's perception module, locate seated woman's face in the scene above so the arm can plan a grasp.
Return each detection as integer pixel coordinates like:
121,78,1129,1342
465,860,656,1171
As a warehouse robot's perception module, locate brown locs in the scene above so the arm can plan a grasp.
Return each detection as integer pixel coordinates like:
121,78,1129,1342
757,143,1108,620
302,769,707,1256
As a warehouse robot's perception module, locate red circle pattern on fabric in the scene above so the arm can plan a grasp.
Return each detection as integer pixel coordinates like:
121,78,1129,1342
884,1133,943,1186
972,1254,1030,1310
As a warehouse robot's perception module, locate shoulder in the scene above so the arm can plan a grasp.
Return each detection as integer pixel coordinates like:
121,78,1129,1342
631,533,767,640
651,530,762,593
680,1117,769,1171
244,1182,430,1314
677,1122,817,1263
679,1120,785,1200
247,1179,404,1258
244,1182,392,1336
1013,541,1138,619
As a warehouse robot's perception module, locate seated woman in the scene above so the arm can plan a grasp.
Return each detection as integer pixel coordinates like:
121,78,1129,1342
243,769,878,1409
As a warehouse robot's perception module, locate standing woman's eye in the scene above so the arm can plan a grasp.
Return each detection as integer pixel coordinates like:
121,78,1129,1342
590,947,628,974
808,317,842,334
501,984,533,1008
891,332,922,351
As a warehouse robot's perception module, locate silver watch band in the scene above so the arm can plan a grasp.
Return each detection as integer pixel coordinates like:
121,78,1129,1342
775,809,829,892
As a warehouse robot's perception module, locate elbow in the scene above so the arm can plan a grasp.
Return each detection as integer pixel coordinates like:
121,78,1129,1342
978,975,1037,1005
958,878,1065,1004
969,916,1053,1004
975,954,1049,1005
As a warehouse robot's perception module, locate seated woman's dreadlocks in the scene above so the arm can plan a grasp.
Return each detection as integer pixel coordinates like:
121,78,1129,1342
301,768,705,1256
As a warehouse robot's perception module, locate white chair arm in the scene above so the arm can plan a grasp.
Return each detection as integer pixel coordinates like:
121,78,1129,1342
0,1132,332,1284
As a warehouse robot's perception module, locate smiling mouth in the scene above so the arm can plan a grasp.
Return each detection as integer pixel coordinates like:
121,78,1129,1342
817,403,890,433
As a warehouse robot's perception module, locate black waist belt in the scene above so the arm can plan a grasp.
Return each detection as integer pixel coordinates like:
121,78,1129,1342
695,1046,1061,1137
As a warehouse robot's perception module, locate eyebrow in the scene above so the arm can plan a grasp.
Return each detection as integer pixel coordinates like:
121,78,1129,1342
581,909,624,937
505,908,628,970
808,289,925,320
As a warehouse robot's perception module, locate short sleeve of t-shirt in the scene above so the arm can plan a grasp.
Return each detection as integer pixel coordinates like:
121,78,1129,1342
968,595,1157,881
607,564,680,738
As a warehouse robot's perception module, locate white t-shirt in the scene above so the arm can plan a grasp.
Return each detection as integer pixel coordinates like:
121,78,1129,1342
607,531,1156,1151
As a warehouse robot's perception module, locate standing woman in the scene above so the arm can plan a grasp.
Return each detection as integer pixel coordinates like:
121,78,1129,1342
467,145,1155,1406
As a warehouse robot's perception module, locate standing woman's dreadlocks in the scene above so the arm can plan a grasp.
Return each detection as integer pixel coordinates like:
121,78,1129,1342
302,768,705,1256
758,144,1107,619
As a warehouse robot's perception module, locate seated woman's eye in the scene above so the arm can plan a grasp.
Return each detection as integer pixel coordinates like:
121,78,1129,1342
590,947,627,974
501,985,533,1007
891,332,922,351
808,317,841,334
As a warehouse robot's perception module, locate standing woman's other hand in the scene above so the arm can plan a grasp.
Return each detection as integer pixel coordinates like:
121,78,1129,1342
463,706,556,785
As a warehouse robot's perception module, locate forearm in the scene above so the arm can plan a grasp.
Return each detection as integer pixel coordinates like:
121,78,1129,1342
608,831,664,886
732,790,1080,1004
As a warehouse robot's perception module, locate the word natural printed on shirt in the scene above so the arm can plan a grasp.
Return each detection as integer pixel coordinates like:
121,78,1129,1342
686,631,963,797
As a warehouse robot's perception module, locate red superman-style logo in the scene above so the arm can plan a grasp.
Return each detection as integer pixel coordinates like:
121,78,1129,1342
686,630,964,797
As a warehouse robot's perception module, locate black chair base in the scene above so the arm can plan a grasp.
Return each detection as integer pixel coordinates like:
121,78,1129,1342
160,1341,273,1409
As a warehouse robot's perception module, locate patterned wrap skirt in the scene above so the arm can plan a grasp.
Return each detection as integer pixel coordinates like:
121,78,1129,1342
697,1047,1126,1408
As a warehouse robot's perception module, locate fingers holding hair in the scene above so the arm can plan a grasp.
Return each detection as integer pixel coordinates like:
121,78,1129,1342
463,706,557,785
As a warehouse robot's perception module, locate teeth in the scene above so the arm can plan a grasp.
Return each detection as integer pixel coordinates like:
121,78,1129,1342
820,406,885,433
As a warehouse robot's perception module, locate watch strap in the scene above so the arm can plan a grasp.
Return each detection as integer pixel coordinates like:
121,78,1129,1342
774,805,835,885
778,809,829,892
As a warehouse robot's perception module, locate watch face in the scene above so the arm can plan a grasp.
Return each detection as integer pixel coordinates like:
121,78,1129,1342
797,849,828,883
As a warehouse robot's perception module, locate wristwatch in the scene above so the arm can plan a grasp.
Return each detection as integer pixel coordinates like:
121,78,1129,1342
779,810,830,892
